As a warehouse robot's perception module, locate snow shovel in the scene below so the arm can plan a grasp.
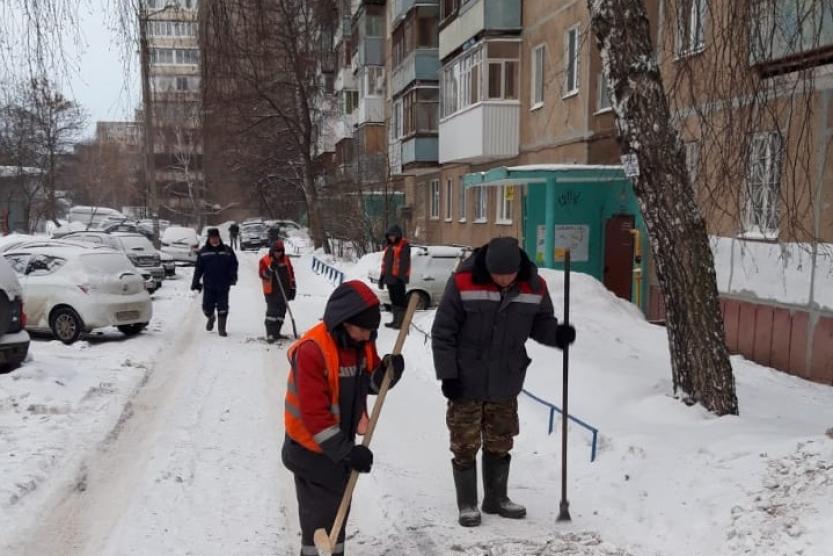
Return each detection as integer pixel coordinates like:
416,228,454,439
557,249,572,522
273,268,299,339
313,293,420,555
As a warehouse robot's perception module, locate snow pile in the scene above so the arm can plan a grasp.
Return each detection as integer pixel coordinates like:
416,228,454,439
344,250,382,284
283,229,314,255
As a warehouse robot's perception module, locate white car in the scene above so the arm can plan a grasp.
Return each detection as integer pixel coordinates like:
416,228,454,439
3,245,153,344
0,255,30,371
369,245,471,309
160,226,200,264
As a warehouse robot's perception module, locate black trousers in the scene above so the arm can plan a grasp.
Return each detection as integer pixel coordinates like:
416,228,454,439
202,287,229,316
387,280,406,309
229,235,239,249
294,474,349,556
264,294,286,337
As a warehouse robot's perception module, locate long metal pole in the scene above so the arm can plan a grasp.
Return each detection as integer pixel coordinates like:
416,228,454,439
557,249,572,522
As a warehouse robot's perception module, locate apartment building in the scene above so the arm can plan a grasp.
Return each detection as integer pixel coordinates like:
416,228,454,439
143,0,204,223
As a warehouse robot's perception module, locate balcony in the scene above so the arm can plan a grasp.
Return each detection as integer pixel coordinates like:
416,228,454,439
357,37,385,66
439,0,520,60
401,136,438,168
393,0,438,25
438,101,518,164
335,112,357,143
391,49,440,96
334,15,352,46
335,66,356,91
358,96,385,125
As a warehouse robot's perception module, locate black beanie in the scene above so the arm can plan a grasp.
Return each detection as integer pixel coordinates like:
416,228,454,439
345,305,381,330
207,228,220,238
485,237,521,274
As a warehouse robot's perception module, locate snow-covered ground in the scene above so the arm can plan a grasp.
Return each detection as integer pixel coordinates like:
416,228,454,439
1,251,832,555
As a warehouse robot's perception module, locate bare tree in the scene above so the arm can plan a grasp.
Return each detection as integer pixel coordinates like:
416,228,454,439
587,0,738,415
201,0,336,250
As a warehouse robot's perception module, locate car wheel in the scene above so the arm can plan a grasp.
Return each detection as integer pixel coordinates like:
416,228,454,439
118,323,147,336
408,290,430,310
50,307,84,344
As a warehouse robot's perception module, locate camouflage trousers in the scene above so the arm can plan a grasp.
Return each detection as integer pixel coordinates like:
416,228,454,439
446,398,519,466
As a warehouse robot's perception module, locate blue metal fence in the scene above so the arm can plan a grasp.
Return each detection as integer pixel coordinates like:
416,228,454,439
521,388,599,462
311,256,346,286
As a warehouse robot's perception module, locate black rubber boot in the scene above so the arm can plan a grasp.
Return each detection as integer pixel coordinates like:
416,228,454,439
206,312,216,332
384,307,401,329
452,461,481,527
218,314,228,337
481,452,526,519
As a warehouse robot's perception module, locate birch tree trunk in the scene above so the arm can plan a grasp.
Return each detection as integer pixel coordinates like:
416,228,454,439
588,0,738,415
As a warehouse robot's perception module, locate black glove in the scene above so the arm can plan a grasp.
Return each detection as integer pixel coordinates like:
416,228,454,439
191,283,202,293
554,324,576,349
441,379,463,400
345,445,373,473
262,267,273,278
378,354,404,385
288,288,296,301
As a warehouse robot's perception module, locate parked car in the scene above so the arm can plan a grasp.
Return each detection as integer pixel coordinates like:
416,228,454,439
240,221,268,250
100,221,155,241
57,231,164,291
368,245,471,309
0,255,30,371
3,245,152,344
66,206,126,230
158,250,176,276
160,226,200,264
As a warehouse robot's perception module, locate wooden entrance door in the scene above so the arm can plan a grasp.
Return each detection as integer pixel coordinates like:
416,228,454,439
603,215,635,301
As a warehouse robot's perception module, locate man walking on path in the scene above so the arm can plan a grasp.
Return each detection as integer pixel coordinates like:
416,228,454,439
228,222,240,250
282,280,405,556
431,236,576,527
378,224,411,329
191,228,238,337
259,239,296,341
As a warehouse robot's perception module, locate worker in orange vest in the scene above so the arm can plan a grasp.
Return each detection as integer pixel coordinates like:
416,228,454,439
282,280,405,556
259,240,295,341
378,224,411,329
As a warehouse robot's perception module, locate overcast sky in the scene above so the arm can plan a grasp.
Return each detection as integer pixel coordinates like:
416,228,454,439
68,0,139,139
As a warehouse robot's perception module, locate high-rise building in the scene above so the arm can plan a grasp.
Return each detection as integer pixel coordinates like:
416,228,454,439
143,0,204,225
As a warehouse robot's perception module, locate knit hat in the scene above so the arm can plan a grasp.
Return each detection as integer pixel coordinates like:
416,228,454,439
323,280,381,330
207,228,221,238
345,305,382,330
485,237,521,274
270,240,285,254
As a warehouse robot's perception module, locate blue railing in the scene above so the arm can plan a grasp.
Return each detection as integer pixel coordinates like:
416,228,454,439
410,321,599,462
311,256,345,285
521,388,599,462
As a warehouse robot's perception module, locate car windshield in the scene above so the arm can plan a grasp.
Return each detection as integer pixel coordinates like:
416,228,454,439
162,228,197,243
80,253,135,275
120,236,154,251
242,224,265,233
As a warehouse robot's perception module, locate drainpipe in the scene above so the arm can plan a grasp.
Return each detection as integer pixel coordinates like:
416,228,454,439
544,176,557,269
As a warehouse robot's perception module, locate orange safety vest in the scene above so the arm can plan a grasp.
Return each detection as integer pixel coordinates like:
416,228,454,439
260,253,294,295
284,322,376,453
382,239,410,280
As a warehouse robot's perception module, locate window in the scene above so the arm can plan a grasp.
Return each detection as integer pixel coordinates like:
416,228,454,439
176,77,188,91
430,179,441,219
496,186,513,224
473,187,488,222
597,71,612,111
444,179,453,221
743,132,783,237
684,141,699,189
676,0,706,57
361,66,385,97
441,40,519,118
565,26,580,95
342,90,358,114
750,0,833,74
392,99,403,138
366,15,384,38
531,44,545,108
458,177,467,221
402,87,439,136
441,0,458,21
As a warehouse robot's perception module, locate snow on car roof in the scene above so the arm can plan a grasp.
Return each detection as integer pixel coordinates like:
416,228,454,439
4,244,119,257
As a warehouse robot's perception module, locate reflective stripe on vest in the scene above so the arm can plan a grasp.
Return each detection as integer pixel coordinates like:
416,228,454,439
454,271,545,306
283,322,375,453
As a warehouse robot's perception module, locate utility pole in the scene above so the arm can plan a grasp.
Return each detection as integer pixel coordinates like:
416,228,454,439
138,1,160,247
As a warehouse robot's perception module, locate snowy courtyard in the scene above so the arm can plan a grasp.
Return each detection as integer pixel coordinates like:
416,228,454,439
1,251,832,556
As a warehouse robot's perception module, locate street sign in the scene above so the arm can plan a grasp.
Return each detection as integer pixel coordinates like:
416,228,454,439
621,153,640,178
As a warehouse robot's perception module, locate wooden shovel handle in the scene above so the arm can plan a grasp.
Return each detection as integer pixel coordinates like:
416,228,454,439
315,294,420,553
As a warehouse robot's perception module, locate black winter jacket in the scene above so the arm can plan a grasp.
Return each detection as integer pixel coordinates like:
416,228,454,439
431,245,560,401
192,242,238,290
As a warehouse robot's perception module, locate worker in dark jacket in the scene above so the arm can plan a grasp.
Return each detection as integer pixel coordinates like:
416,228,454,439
191,228,239,337
259,239,296,341
378,224,411,329
228,222,240,250
431,236,576,527
282,280,405,556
